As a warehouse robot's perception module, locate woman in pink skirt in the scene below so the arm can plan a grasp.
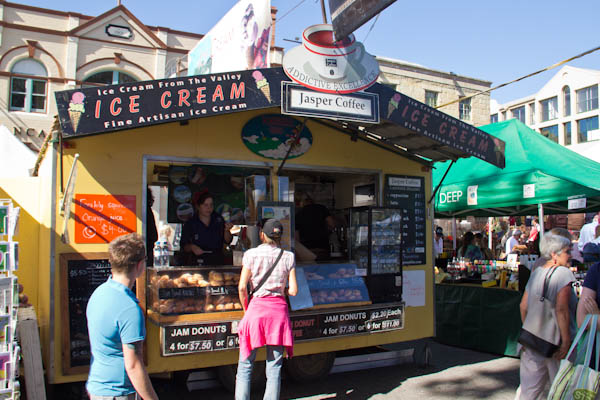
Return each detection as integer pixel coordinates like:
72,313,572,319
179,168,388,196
236,219,298,400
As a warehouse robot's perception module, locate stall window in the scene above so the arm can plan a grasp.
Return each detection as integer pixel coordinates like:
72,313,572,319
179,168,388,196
490,114,498,124
540,125,558,143
511,106,525,123
540,97,558,122
576,85,598,113
82,70,137,87
9,59,47,113
577,116,599,143
564,122,572,145
425,90,438,107
563,86,571,116
459,98,471,121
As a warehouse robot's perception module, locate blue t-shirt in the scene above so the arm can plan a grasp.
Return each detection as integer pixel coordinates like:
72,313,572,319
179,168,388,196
86,277,145,396
583,262,600,306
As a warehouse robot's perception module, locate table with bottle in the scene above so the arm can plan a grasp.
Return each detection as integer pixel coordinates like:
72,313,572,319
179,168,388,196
435,258,523,357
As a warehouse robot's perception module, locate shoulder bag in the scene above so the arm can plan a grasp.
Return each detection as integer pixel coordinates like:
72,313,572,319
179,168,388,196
517,266,562,357
247,248,284,304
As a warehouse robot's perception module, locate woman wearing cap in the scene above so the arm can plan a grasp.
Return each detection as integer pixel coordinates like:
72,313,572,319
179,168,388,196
236,219,298,400
180,191,232,265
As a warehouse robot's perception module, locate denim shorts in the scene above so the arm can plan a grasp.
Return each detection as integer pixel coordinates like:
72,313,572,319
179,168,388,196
88,393,137,400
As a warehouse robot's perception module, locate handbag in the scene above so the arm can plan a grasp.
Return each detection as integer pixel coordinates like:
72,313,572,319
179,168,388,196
517,266,561,357
548,314,600,400
246,248,284,304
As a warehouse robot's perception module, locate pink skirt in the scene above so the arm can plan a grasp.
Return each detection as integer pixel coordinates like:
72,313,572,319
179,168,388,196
238,296,293,361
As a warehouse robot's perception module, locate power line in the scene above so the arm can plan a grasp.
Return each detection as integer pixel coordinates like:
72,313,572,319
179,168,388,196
362,12,381,43
435,44,600,110
276,0,309,23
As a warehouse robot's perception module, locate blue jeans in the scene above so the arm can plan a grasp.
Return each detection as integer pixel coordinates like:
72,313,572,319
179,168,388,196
235,345,284,400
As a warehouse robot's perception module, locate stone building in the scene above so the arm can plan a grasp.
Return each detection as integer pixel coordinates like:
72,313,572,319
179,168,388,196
377,56,492,127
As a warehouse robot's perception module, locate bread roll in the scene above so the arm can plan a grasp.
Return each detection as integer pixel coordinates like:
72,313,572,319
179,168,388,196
204,304,215,312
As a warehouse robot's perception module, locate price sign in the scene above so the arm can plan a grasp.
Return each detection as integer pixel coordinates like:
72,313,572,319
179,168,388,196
384,175,426,265
161,303,405,356
74,194,136,244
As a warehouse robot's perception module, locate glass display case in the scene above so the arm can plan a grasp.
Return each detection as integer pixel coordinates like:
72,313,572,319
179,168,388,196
301,264,370,307
348,207,403,303
147,267,243,319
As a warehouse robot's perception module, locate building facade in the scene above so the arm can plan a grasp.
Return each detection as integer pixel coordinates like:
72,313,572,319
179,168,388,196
0,1,491,153
377,56,492,127
491,66,600,162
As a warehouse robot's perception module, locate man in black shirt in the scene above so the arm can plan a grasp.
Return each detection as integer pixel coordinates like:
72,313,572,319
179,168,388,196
295,192,336,259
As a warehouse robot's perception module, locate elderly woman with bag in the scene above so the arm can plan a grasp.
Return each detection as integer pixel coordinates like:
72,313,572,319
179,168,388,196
517,232,577,399
236,219,298,400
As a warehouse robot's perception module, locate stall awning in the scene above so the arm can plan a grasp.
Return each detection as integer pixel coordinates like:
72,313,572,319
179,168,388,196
433,119,600,217
54,67,504,168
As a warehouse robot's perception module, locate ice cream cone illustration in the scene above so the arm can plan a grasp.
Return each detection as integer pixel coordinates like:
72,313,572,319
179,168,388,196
252,70,271,103
68,92,85,132
387,93,401,118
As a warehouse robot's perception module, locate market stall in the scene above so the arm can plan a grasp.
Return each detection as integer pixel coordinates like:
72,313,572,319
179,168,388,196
432,118,600,356
9,66,506,385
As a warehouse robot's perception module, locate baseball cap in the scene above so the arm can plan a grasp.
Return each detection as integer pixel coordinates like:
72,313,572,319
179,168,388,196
513,229,521,236
262,219,283,239
435,227,443,235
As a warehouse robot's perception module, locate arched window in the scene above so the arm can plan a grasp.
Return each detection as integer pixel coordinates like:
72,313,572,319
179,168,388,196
563,86,571,116
82,71,137,87
10,59,47,112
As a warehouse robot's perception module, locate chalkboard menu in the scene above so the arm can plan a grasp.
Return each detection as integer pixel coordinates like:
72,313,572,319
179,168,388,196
60,253,111,374
384,175,426,265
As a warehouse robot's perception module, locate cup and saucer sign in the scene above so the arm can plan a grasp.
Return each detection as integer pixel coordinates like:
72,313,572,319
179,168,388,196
281,24,380,123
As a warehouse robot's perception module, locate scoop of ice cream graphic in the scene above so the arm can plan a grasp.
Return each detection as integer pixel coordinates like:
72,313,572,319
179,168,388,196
387,93,401,118
252,70,271,103
68,92,85,132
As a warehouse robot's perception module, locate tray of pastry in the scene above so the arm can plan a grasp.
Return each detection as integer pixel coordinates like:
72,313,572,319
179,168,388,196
300,264,371,306
147,267,243,315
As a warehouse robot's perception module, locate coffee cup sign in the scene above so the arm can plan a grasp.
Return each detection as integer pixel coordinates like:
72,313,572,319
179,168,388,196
283,24,379,94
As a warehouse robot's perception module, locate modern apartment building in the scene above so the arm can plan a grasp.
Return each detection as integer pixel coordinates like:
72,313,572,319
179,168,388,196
491,65,600,162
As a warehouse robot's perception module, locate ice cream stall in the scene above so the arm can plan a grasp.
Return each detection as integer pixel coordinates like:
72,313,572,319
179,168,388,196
24,64,506,386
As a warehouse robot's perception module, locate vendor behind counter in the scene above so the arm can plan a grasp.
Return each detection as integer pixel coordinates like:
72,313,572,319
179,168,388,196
180,191,233,265
295,192,336,261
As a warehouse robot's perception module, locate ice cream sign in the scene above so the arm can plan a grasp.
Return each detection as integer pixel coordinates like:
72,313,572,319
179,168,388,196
54,68,288,138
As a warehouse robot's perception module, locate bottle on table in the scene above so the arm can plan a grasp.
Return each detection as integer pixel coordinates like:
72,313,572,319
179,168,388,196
161,240,170,267
153,240,163,267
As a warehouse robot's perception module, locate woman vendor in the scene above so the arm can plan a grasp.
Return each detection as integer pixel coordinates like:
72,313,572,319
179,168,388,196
180,191,233,265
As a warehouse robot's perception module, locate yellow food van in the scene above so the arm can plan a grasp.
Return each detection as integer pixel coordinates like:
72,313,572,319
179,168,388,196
3,67,504,387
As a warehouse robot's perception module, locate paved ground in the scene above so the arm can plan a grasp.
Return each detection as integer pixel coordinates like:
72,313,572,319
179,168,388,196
157,339,521,400
51,339,522,399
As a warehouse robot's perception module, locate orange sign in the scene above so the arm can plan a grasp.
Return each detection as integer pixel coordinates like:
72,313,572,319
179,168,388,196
74,194,136,244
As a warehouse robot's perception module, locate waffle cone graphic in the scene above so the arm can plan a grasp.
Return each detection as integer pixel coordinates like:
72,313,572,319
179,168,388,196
260,85,271,103
387,104,397,118
69,110,82,132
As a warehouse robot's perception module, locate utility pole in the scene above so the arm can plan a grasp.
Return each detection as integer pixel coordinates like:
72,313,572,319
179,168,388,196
320,0,327,23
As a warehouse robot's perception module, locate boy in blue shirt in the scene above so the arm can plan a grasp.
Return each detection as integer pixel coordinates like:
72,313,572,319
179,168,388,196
86,233,158,400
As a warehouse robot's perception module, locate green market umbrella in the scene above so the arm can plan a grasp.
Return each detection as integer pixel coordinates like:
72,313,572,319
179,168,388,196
433,119,600,217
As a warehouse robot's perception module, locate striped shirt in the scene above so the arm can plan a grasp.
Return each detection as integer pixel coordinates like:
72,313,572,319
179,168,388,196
242,243,295,297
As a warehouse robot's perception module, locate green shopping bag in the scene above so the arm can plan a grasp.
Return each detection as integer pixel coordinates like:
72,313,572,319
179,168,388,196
548,314,600,400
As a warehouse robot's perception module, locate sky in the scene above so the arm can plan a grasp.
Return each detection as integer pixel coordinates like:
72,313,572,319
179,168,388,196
17,0,600,104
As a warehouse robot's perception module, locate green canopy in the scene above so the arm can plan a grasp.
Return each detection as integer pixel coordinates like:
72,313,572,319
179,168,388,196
433,119,600,217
